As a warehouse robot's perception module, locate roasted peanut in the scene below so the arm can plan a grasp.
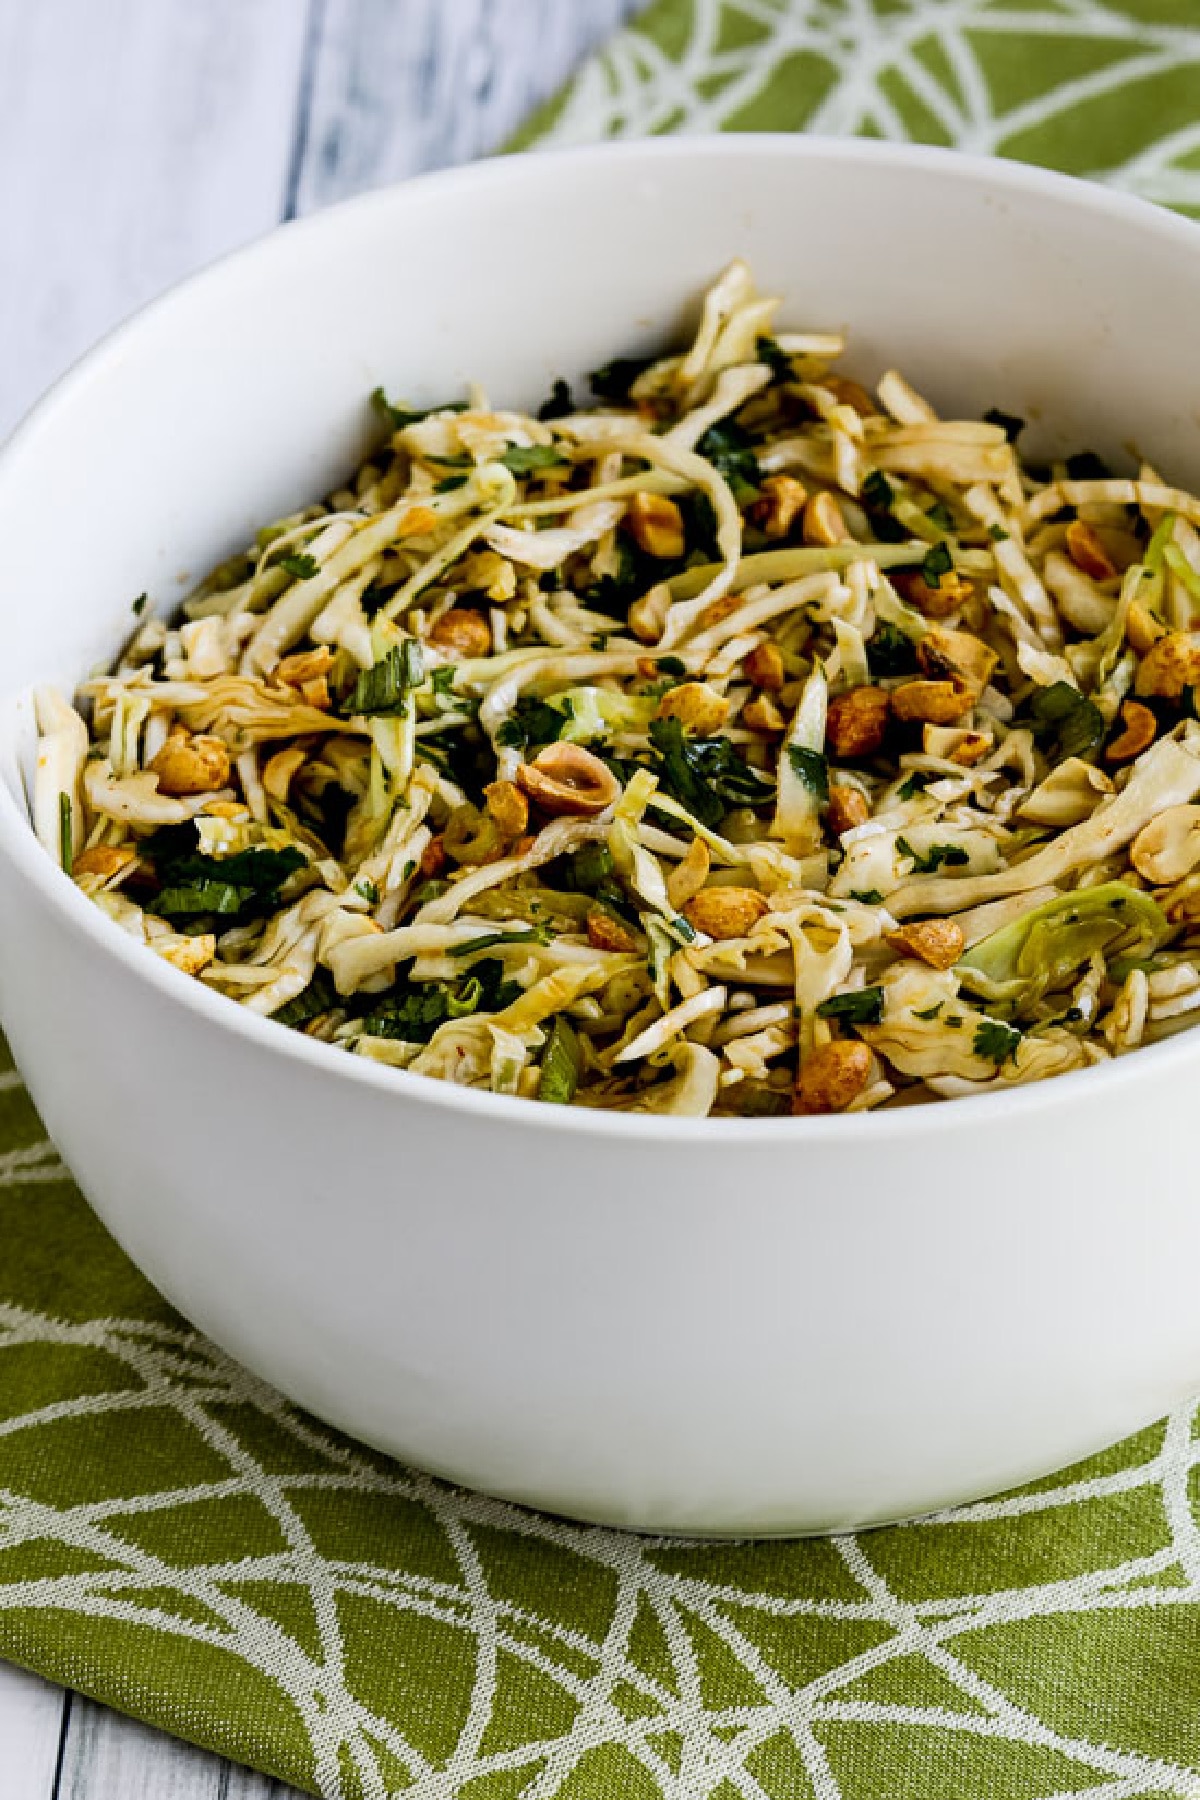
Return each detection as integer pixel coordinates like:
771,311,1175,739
586,908,638,953
483,778,529,839
793,1039,872,1115
802,490,849,547
893,567,973,620
742,693,786,736
150,731,231,797
827,785,870,835
657,681,729,734
1066,519,1119,582
517,743,620,817
887,918,965,971
72,844,137,882
625,492,686,559
430,608,492,658
750,475,807,539
666,836,711,911
683,885,770,940
155,933,216,977
419,834,448,879
891,678,976,725
1134,632,1200,701
917,624,998,697
825,686,890,758
1104,700,1157,764
923,725,991,766
1130,805,1200,885
275,646,334,690
744,641,785,691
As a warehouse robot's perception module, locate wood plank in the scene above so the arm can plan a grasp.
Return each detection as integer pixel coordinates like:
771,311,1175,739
55,1694,300,1800
0,1663,67,1798
0,0,310,439
292,0,646,211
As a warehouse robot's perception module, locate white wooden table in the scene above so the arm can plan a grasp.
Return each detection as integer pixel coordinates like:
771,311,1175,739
0,4,643,1792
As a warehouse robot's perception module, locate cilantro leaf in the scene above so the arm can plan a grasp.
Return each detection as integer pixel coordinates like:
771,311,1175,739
277,552,319,581
142,826,305,923
921,542,954,589
696,421,760,505
272,969,338,1029
816,986,884,1025
787,745,829,804
755,336,794,381
370,389,466,431
434,474,469,493
342,640,424,718
362,958,519,1042
896,837,969,874
973,1018,1023,1064
495,695,572,751
1026,681,1105,763
860,469,909,543
500,444,568,477
647,718,775,828
867,621,920,678
926,501,955,532
850,888,884,904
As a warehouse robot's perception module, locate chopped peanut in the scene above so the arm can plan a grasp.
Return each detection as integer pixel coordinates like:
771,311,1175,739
683,885,770,940
150,731,231,797
275,646,334,690
887,919,965,971
625,492,686,559
431,608,492,658
1133,632,1200,701
1126,600,1166,656
825,686,890,758
793,1039,871,1115
923,725,991,766
202,801,250,820
742,693,786,735
801,490,849,547
744,641,785,691
1104,700,1157,764
666,836,711,911
827,785,870,835
483,778,529,839
586,908,638,953
750,475,807,539
891,678,975,725
419,835,447,879
517,743,620,817
893,567,973,620
155,934,217,977
1066,519,1119,582
1130,805,1200,885
917,624,998,697
657,681,729,734
72,844,137,882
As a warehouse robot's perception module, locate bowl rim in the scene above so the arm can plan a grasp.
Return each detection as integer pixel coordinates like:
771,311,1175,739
4,130,1200,1146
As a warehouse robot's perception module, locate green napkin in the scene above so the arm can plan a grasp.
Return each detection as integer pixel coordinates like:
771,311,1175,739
5,5,1200,1796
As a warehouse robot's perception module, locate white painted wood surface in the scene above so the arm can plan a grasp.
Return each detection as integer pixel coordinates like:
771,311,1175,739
0,1,644,1793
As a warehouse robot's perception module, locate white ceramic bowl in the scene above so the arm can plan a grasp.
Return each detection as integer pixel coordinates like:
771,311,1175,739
2,138,1200,1536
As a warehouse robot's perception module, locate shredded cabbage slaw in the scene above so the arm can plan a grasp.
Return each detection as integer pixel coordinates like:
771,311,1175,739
32,263,1200,1116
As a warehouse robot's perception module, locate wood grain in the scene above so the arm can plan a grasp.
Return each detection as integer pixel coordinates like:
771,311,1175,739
0,1665,66,1796
0,0,309,438
292,0,644,211
54,1695,295,1799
